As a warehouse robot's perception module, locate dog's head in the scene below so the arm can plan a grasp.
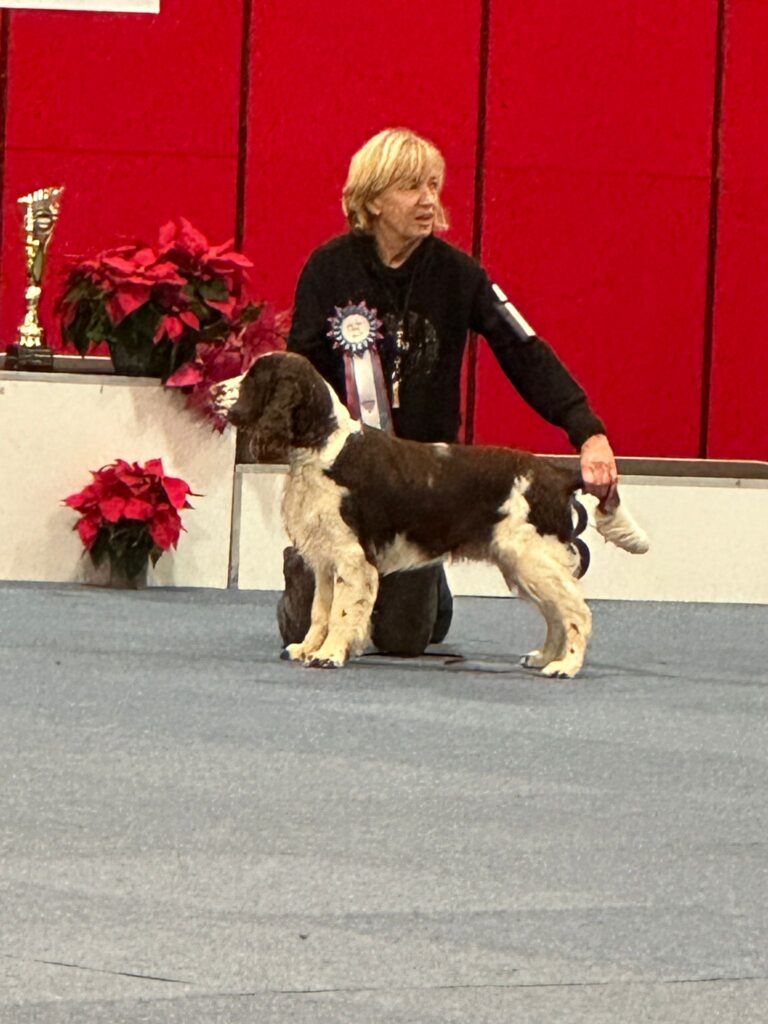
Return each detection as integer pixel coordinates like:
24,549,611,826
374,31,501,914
224,352,338,462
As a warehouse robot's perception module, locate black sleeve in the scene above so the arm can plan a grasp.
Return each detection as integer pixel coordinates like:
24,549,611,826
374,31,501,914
287,256,346,401
469,270,606,449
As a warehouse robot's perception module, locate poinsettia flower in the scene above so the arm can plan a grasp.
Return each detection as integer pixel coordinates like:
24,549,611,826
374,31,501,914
64,459,196,563
59,218,259,369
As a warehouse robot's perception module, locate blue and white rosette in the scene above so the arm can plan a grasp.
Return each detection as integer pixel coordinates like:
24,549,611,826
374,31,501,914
327,301,392,432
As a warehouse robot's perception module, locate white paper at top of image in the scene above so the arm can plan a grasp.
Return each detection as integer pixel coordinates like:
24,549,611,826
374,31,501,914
0,1,158,12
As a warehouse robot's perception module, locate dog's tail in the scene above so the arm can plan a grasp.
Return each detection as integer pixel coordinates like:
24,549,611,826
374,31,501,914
590,483,650,554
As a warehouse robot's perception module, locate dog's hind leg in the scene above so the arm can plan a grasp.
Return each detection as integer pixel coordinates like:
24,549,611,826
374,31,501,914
283,566,333,663
496,558,565,669
520,605,566,670
496,537,592,679
305,548,379,668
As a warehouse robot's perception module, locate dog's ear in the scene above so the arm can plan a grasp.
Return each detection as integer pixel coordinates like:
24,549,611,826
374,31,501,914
228,354,337,458
289,370,337,449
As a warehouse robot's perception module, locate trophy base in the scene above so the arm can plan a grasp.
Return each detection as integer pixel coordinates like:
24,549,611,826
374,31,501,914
4,344,55,372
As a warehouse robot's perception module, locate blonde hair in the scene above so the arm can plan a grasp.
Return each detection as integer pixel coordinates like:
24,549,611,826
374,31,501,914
342,128,449,232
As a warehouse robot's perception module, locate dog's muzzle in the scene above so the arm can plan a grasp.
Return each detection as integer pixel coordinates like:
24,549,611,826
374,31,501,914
210,374,246,422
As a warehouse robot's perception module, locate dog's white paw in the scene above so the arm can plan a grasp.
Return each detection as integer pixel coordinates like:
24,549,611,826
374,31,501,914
521,650,548,669
539,658,580,680
304,642,349,669
281,642,312,663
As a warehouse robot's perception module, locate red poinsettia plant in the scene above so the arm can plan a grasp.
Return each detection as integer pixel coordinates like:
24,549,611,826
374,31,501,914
63,458,197,584
58,218,266,382
164,304,287,431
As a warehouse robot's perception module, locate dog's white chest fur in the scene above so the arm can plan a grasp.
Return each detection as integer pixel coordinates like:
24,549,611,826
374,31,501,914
282,463,350,563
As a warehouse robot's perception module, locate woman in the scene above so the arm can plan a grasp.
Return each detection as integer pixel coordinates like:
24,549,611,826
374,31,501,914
280,127,617,655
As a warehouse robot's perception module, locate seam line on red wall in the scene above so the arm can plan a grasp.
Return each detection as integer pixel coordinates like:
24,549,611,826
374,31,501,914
235,0,254,252
0,12,11,286
465,0,491,445
699,0,728,459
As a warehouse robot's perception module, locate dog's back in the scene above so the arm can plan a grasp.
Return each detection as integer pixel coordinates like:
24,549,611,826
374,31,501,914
325,428,581,565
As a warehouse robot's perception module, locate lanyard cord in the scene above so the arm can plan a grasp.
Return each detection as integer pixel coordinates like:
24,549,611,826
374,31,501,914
370,237,433,406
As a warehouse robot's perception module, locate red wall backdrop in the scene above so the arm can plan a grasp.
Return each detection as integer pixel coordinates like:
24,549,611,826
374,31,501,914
0,0,764,461
707,0,768,460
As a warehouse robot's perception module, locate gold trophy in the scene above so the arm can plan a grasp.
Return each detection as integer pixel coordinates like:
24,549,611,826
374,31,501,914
5,186,64,371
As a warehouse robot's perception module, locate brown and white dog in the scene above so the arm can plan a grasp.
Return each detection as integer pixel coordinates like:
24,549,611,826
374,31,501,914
221,352,649,678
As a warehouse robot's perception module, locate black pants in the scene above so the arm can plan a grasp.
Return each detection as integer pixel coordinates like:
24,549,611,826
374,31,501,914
277,547,453,657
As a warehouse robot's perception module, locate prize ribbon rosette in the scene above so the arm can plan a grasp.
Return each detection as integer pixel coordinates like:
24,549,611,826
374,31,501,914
327,301,392,432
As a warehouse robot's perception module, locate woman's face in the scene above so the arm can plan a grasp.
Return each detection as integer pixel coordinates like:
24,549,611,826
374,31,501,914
368,164,443,246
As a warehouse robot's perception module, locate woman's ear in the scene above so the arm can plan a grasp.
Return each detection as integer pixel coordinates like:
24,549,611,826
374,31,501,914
366,197,381,217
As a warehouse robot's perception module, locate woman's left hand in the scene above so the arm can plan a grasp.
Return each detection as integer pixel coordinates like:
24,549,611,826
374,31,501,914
580,433,618,500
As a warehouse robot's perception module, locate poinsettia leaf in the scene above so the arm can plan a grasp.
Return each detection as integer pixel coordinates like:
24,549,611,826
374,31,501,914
147,261,186,285
178,217,209,258
100,496,127,523
165,362,204,388
132,247,157,268
123,497,155,520
162,475,192,509
210,251,253,270
157,220,177,250
110,285,153,323
206,296,237,317
209,239,235,256
101,254,143,275
167,316,185,341
149,510,182,550
76,517,101,550
179,310,200,330
143,458,165,478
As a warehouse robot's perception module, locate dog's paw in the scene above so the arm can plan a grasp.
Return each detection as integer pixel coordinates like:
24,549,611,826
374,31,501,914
539,659,579,680
282,642,310,663
306,656,343,670
306,643,348,668
521,650,548,669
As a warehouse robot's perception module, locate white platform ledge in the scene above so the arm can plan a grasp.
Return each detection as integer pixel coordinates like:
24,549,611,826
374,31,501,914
0,371,235,588
233,466,768,604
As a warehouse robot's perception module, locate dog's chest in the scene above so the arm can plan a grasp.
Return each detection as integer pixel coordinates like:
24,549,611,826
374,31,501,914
282,463,348,551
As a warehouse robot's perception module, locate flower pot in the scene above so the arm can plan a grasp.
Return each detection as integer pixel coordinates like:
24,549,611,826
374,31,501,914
107,335,197,379
83,554,149,589
108,338,168,378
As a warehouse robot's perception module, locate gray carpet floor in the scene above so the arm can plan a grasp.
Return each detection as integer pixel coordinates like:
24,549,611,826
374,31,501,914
1,582,766,1023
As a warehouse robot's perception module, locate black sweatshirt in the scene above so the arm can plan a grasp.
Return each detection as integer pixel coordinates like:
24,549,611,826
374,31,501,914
287,231,605,448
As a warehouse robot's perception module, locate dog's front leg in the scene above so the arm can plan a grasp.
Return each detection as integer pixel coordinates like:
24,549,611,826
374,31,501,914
283,567,333,664
306,551,378,668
